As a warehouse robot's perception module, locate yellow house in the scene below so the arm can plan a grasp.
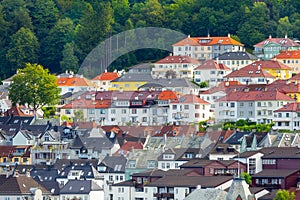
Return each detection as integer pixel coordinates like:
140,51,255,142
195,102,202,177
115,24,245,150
0,145,31,164
109,81,148,91
256,60,292,79
274,50,300,74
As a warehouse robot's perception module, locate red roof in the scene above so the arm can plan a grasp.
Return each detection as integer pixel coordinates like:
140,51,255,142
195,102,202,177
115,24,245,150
171,94,209,104
0,145,31,157
225,63,274,79
173,35,243,46
155,55,200,64
275,50,300,59
274,102,300,112
158,90,178,101
120,141,143,151
269,80,300,93
217,90,294,102
200,81,241,95
92,72,119,81
194,59,230,70
254,37,300,47
57,77,94,87
62,99,111,109
290,73,300,81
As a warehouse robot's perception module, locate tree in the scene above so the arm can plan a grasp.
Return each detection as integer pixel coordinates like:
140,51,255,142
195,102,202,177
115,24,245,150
73,110,84,122
240,172,252,185
274,189,295,200
9,63,60,112
60,42,79,73
199,81,209,88
6,27,40,71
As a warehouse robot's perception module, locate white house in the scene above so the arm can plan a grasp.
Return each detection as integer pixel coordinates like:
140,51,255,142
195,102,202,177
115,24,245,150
193,59,231,87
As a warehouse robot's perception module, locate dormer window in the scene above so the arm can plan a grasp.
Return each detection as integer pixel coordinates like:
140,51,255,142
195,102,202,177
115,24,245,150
163,154,174,160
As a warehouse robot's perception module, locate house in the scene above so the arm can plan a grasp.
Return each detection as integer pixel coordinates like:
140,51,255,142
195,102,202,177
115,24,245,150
172,34,244,62
0,145,31,166
57,71,96,95
97,155,127,200
169,94,211,125
56,164,103,187
59,180,104,200
185,178,256,200
157,148,207,171
260,147,300,170
70,131,119,159
234,151,264,175
269,133,300,147
92,70,120,91
274,50,300,74
215,51,258,71
252,169,300,189
253,35,300,60
125,149,161,180
273,102,300,131
208,143,238,160
268,79,300,102
180,159,247,176
193,59,231,87
214,87,294,123
112,169,233,200
0,175,52,199
152,55,200,79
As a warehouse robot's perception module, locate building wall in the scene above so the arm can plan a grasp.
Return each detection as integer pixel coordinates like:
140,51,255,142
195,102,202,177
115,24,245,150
109,81,147,91
276,58,300,74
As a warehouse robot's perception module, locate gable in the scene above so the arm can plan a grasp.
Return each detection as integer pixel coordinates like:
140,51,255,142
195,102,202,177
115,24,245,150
13,131,31,145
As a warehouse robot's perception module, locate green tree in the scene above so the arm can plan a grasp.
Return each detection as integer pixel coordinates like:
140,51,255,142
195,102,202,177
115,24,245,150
73,110,84,122
9,63,60,112
276,16,293,37
29,0,59,39
76,2,113,60
240,172,252,185
41,17,75,72
60,42,79,73
6,27,40,71
199,81,209,88
274,189,295,200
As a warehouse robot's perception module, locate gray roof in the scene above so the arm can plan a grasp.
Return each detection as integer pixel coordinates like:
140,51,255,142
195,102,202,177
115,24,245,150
98,155,127,173
126,149,161,169
216,52,258,60
184,188,227,200
60,180,102,194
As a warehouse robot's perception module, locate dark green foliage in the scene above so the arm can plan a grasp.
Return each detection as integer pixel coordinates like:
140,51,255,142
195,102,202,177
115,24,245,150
0,0,300,79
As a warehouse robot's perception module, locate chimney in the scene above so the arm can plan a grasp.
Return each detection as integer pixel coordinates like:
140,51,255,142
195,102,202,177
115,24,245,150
269,35,272,39
188,34,190,38
228,33,231,38
285,34,287,39
216,57,219,64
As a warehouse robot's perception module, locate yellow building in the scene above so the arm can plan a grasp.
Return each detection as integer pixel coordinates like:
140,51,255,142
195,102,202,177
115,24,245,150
109,81,148,91
0,145,31,164
256,60,292,79
274,50,300,74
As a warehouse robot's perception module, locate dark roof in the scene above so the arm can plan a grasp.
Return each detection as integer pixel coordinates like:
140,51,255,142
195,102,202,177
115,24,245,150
217,51,258,60
259,189,278,200
60,180,102,194
147,176,233,188
209,143,238,155
57,165,96,179
225,131,250,145
238,151,262,158
54,159,98,172
0,176,50,195
113,180,135,187
260,147,300,159
98,155,127,173
252,169,300,178
157,148,202,161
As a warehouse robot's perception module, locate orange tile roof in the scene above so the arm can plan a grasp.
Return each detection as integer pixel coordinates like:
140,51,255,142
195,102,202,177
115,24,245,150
275,50,300,59
225,63,274,78
274,102,300,112
158,90,178,101
57,77,94,87
194,59,230,70
155,55,200,64
92,72,120,81
173,36,243,46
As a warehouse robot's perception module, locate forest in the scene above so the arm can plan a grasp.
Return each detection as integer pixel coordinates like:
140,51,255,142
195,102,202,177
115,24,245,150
1,0,300,79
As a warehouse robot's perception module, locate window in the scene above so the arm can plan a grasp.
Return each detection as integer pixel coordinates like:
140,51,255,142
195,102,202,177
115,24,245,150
172,105,177,109
111,109,116,114
125,84,130,88
65,109,71,114
230,102,235,107
142,109,147,114
132,109,137,114
121,109,126,114
184,105,189,110
210,71,216,74
142,117,147,122
100,109,106,114
89,109,95,114
240,102,244,107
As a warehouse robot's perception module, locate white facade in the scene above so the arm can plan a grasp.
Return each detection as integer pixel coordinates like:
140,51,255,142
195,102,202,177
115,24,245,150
169,101,211,125
194,69,230,87
235,153,264,175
